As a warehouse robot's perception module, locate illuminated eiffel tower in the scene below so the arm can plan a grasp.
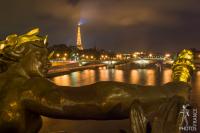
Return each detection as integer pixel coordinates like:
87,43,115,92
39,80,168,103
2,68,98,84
76,23,84,50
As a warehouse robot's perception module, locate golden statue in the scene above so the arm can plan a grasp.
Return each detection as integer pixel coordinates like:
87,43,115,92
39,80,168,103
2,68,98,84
0,29,194,133
172,49,195,82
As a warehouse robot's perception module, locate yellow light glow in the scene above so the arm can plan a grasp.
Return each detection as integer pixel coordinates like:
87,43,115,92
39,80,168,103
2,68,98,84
64,53,67,56
63,57,66,61
56,53,60,57
86,56,89,59
172,49,195,83
0,44,5,50
116,54,122,59
149,53,152,57
165,53,170,58
133,54,137,58
134,52,140,55
91,56,94,59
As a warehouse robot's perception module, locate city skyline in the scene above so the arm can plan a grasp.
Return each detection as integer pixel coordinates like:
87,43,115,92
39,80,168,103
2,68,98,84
0,0,200,53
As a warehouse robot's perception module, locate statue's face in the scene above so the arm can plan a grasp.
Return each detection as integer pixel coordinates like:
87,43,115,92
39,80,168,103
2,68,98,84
21,45,49,77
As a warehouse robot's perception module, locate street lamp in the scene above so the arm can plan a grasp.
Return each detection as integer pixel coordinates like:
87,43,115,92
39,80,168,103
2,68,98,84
133,54,137,58
117,54,122,59
56,53,60,57
165,53,170,58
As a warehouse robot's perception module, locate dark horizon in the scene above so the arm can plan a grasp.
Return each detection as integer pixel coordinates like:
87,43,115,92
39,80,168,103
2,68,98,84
1,0,200,53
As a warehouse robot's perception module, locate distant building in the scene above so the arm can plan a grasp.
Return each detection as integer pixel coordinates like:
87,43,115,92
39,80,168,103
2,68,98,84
76,23,84,50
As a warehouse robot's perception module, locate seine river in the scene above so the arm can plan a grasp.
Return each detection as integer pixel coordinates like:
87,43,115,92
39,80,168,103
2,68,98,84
40,65,200,133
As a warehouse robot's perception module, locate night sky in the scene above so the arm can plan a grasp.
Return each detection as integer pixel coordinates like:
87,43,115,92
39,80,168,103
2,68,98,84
1,0,200,52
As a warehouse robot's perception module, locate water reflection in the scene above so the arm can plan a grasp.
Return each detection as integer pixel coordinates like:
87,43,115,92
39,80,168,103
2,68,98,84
162,69,172,84
52,68,174,86
193,71,200,106
71,72,81,86
53,70,96,86
114,70,124,82
195,71,200,89
81,70,94,84
99,69,109,81
146,69,156,85
130,70,140,84
53,75,70,86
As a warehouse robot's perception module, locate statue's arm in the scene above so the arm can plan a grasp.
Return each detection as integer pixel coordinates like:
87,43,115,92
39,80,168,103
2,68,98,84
20,77,136,119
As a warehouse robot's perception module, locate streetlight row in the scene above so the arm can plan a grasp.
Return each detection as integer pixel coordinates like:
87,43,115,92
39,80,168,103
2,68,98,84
52,52,172,61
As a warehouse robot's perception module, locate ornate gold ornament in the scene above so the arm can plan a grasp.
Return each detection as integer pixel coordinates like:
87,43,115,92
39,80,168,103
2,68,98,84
172,49,195,82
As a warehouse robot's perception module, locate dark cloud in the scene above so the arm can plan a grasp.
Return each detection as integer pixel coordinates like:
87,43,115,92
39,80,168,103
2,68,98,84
66,0,81,6
0,0,200,52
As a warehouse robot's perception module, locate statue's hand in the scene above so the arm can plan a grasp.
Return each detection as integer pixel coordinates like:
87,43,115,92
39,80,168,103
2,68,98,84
130,100,147,133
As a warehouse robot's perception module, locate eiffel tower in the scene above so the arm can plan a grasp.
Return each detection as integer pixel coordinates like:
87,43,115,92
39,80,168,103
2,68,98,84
76,23,84,50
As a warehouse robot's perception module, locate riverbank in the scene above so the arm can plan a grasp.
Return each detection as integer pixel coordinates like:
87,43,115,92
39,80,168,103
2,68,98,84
46,64,106,77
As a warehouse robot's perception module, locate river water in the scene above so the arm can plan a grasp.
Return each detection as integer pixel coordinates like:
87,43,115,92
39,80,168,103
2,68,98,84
40,65,200,133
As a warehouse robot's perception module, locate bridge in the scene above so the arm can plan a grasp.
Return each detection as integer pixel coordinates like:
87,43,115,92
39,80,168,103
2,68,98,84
50,57,173,67
48,57,174,77
79,57,173,66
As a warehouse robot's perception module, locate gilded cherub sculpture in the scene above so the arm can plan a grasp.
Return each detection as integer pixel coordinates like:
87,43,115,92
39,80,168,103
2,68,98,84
0,29,195,133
